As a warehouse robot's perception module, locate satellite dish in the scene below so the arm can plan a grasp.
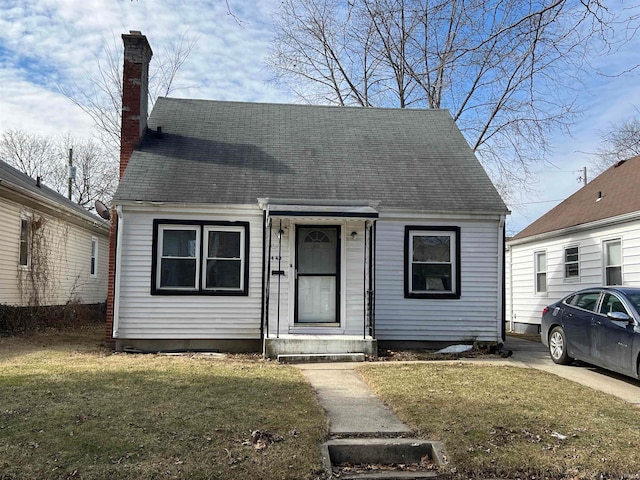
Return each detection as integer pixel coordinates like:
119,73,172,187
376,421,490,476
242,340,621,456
95,200,111,220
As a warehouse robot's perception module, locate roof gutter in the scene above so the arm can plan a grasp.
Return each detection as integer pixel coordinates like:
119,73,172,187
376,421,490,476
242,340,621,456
0,181,108,235
508,209,640,247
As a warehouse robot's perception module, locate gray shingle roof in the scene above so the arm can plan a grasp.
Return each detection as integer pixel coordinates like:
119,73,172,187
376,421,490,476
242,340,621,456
115,98,508,213
0,159,101,224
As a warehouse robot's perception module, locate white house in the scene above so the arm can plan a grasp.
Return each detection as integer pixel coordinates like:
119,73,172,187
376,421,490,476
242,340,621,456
0,160,109,310
506,156,640,334
107,32,509,358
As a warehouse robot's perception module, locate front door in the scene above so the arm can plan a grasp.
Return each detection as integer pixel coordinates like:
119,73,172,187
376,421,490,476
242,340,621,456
295,226,340,324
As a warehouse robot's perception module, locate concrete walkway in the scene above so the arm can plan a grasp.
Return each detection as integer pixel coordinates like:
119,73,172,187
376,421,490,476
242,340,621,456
296,362,411,435
297,336,640,436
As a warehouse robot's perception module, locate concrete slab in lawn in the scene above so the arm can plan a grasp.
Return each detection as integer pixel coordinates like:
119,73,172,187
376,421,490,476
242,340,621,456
297,362,411,435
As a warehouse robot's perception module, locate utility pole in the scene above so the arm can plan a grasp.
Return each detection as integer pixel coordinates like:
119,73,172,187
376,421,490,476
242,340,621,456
582,166,587,186
67,148,74,200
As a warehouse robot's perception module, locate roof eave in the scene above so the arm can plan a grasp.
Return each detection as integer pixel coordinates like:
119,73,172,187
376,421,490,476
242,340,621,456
507,209,640,247
0,181,109,235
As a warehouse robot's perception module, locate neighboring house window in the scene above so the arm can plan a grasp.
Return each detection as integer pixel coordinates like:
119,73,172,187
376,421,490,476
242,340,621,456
404,226,460,299
19,217,31,267
603,239,622,286
534,251,547,294
564,246,579,280
90,237,98,277
152,220,249,295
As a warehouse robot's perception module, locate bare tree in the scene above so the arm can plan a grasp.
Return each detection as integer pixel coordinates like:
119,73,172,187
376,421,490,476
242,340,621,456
0,130,57,183
592,113,640,175
61,32,199,155
0,129,117,209
53,134,119,209
268,0,638,195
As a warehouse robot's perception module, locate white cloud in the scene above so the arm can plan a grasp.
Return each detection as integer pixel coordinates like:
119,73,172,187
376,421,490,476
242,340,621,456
1,0,639,233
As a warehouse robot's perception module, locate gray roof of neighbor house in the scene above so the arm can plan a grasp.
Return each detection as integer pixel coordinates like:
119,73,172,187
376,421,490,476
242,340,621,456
0,159,103,226
115,98,508,213
512,155,640,241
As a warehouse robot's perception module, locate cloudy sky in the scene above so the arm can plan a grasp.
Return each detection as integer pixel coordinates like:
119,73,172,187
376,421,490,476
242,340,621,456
1,0,639,235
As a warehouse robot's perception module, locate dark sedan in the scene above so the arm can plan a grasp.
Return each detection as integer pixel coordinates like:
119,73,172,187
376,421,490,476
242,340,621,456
541,287,640,380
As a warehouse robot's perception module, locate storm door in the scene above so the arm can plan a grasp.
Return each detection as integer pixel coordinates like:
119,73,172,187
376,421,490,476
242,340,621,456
295,226,340,324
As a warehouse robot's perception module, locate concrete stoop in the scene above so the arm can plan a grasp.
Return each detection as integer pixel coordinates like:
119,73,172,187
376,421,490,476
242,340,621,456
321,438,446,479
264,335,377,360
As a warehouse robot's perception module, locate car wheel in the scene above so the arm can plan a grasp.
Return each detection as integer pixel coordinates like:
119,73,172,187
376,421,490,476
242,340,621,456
548,327,573,365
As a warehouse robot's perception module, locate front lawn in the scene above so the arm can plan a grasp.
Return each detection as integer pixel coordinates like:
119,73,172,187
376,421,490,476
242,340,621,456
359,363,640,479
0,327,327,479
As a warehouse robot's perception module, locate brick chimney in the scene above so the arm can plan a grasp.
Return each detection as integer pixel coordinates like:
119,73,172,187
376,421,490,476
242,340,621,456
120,30,152,178
106,31,152,347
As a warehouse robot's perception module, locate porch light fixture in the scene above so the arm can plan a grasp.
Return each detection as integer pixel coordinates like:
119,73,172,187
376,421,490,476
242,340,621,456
277,229,285,239
351,231,358,239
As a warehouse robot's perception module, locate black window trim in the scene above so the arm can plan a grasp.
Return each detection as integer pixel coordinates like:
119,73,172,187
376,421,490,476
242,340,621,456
404,225,461,299
151,219,250,296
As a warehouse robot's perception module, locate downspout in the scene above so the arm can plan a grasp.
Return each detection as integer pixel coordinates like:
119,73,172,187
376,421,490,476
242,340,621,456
112,205,124,338
276,219,282,338
265,219,273,338
363,221,367,339
260,210,266,343
498,215,506,343
371,220,377,338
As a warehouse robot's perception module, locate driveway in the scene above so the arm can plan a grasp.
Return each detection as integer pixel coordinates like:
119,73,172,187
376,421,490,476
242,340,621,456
504,335,640,406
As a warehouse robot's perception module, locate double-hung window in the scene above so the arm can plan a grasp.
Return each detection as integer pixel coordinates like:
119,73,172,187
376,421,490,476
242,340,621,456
603,239,622,286
534,251,547,294
405,226,460,299
564,245,579,280
152,220,249,295
90,237,98,277
19,217,31,267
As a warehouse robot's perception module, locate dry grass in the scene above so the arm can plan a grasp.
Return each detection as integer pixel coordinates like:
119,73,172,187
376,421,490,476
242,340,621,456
0,326,327,479
359,363,640,480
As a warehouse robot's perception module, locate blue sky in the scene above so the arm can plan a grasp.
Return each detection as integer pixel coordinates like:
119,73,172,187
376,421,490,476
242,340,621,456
0,0,639,235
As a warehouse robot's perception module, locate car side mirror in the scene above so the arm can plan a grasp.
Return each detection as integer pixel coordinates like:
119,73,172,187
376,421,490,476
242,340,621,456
607,311,631,323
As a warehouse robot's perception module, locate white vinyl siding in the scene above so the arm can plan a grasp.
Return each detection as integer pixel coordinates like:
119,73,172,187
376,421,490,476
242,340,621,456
115,205,263,339
507,217,640,328
0,196,108,306
375,216,502,343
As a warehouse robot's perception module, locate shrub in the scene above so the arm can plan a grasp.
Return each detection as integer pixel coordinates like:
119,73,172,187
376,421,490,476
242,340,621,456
0,301,105,336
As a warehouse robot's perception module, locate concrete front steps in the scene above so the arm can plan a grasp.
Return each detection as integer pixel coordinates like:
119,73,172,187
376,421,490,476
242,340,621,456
263,334,376,362
322,438,446,479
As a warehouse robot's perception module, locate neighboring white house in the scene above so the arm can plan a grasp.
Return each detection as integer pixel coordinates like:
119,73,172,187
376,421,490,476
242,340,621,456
108,32,509,358
506,156,640,334
0,160,109,308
